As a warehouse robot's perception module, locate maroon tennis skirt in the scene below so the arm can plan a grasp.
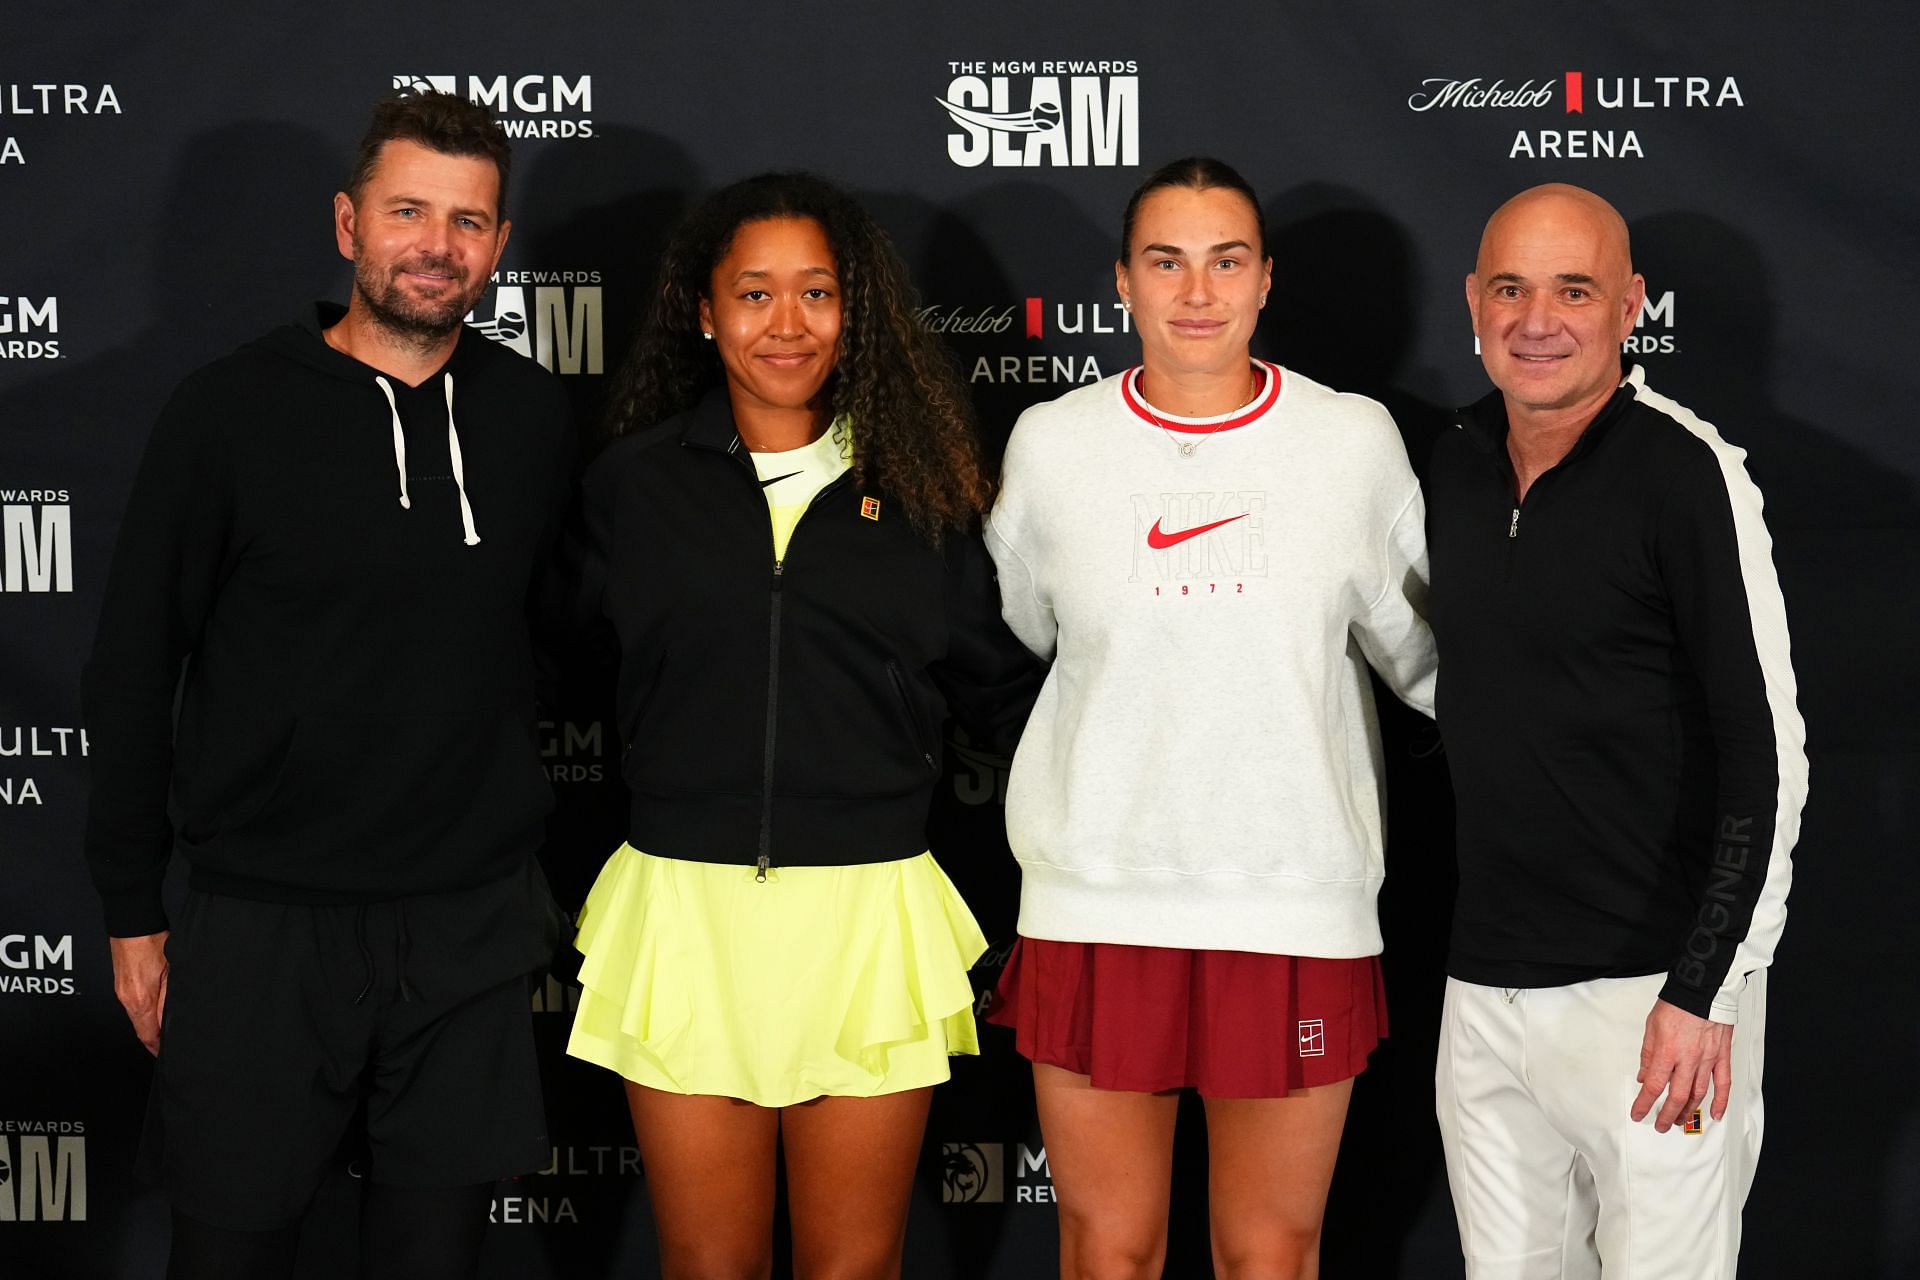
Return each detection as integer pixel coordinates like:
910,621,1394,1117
985,936,1386,1098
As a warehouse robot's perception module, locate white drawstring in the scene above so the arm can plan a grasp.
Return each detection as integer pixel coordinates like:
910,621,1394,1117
372,373,480,545
373,376,411,510
443,374,481,546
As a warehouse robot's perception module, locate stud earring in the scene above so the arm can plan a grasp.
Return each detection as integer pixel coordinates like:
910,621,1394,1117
702,331,713,340
1122,300,1132,312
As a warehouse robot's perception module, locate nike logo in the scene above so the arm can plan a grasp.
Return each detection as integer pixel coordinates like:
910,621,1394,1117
759,471,801,488
1146,514,1248,549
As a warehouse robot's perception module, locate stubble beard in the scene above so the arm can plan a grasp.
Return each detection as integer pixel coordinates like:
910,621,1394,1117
352,239,483,349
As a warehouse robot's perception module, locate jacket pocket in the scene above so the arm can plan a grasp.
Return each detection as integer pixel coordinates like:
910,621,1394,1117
886,659,940,777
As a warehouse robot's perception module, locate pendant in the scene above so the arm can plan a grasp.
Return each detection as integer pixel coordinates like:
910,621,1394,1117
1178,441,1196,457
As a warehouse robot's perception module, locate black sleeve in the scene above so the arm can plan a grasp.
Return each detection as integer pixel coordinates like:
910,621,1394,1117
81,377,235,937
1654,443,1807,1021
569,441,623,648
929,531,1048,759
526,396,584,721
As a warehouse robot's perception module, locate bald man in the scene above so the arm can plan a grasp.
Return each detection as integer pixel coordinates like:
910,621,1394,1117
1424,184,1807,1279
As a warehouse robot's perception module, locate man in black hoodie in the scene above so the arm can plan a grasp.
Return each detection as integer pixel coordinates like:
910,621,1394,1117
83,92,572,1279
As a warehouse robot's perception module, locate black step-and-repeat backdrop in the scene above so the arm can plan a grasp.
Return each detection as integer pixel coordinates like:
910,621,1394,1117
6,3,1916,1276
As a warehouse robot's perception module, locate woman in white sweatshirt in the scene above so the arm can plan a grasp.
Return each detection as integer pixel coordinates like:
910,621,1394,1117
983,156,1437,1278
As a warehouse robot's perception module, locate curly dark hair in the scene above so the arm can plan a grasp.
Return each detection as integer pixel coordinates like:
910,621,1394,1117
604,172,988,540
346,91,512,217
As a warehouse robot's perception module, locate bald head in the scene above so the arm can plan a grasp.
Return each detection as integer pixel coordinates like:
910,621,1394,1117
1476,183,1633,281
1466,183,1646,426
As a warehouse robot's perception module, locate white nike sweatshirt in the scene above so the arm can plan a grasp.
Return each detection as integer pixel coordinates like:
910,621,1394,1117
985,362,1435,957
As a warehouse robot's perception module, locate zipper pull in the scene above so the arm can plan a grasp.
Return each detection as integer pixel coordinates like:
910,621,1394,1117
1507,508,1520,539
772,560,784,583
755,855,769,883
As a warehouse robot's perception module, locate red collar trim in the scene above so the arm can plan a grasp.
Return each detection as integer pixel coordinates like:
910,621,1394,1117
1120,361,1283,433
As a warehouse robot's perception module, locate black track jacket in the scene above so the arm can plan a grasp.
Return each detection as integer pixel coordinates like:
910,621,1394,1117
576,390,1043,872
1427,367,1807,1021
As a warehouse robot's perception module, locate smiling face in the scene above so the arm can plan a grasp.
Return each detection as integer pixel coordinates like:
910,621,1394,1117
698,216,843,426
1467,185,1645,423
1115,184,1271,380
333,137,510,339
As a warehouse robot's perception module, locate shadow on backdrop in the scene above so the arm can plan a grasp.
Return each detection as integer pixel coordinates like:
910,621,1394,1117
1631,209,1920,1280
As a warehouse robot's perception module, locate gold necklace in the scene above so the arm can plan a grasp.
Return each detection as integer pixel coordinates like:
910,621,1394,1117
1138,365,1262,458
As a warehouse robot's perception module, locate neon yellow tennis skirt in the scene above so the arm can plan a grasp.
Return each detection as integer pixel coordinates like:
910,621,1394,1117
566,844,987,1107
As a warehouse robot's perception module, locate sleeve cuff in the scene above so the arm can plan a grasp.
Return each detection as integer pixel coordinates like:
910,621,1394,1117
101,887,170,939
1709,971,1749,1025
1659,973,1742,1025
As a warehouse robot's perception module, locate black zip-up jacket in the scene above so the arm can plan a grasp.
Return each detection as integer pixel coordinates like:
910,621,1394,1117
1426,367,1807,1021
83,305,573,937
576,389,1043,872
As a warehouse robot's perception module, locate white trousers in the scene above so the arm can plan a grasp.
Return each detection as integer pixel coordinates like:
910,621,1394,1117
1435,971,1766,1280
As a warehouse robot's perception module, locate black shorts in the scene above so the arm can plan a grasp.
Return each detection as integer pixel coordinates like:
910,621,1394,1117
144,873,558,1230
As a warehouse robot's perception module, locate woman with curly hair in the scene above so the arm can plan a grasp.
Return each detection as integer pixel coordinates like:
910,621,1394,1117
565,172,1039,1279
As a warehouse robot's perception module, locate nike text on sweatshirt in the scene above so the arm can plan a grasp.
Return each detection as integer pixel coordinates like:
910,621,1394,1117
985,364,1436,957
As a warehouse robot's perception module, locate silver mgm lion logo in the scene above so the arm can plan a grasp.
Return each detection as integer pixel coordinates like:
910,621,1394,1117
940,1142,1003,1204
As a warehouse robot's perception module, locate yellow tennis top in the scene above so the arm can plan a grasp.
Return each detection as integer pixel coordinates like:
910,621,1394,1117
750,417,853,559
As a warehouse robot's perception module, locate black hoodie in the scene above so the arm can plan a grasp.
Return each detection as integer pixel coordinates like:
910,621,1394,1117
83,305,574,936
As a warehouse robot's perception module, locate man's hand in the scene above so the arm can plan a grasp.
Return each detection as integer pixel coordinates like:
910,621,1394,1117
109,932,170,1056
1631,997,1733,1132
